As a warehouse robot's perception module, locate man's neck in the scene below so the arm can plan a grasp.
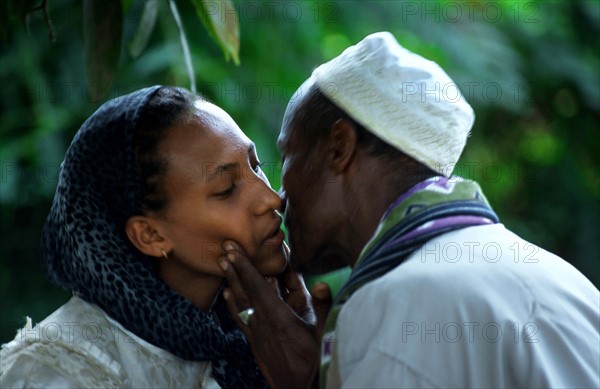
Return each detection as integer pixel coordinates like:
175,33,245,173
344,163,435,267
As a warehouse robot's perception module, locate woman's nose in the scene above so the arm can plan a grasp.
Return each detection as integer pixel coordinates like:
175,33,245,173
256,181,282,214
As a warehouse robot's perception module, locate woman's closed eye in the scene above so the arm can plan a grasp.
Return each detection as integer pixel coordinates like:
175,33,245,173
215,183,236,198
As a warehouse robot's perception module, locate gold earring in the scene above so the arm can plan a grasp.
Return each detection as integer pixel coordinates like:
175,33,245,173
160,249,169,260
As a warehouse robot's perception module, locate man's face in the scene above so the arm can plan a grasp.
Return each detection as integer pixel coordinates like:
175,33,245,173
277,98,348,275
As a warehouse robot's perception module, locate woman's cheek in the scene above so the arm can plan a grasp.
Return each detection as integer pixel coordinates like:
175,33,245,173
255,248,287,276
225,228,259,260
242,241,261,260
221,224,258,261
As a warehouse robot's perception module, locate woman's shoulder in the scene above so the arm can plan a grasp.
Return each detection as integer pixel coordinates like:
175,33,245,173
1,333,124,388
1,296,125,387
1,296,219,388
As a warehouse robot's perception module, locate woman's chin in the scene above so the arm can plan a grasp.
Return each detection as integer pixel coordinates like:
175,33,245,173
255,247,288,277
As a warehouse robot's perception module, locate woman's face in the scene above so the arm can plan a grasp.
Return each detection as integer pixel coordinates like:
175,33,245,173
156,101,287,277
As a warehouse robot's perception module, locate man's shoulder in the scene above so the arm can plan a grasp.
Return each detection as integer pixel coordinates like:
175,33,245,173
336,224,600,389
344,222,598,325
363,224,520,288
342,223,583,320
370,223,566,286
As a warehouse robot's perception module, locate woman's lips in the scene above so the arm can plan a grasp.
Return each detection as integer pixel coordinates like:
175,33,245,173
263,229,284,245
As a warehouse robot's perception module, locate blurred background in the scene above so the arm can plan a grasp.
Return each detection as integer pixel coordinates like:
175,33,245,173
1,0,598,343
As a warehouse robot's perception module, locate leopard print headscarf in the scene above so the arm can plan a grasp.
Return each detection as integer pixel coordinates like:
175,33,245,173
41,86,266,388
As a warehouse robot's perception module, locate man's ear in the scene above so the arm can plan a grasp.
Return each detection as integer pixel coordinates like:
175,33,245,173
328,118,358,174
125,215,170,258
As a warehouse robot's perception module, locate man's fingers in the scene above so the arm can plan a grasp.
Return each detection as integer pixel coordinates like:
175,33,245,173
219,256,252,309
311,282,332,301
310,282,333,341
279,266,307,293
222,287,254,338
265,276,282,298
223,240,273,304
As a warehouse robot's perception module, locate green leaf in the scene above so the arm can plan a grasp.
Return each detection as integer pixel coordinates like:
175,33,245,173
191,0,240,65
83,0,123,101
128,0,159,58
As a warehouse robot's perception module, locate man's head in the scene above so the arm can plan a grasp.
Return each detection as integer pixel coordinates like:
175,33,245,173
278,32,475,273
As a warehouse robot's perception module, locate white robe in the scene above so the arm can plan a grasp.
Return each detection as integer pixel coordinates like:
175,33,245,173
1,296,220,388
327,224,600,388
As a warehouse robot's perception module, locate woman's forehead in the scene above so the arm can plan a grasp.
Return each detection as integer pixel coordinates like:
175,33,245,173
161,103,253,170
192,101,249,140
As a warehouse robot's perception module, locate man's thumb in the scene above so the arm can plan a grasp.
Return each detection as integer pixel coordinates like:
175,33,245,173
310,282,333,341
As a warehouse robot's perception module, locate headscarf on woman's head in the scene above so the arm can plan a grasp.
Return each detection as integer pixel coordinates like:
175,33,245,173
41,86,266,388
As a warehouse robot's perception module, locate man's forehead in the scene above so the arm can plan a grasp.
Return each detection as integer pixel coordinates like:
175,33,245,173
278,100,300,151
288,77,315,108
276,112,291,149
278,77,316,152
276,132,285,151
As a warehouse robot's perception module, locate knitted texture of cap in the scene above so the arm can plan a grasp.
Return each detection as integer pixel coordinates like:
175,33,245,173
312,31,475,175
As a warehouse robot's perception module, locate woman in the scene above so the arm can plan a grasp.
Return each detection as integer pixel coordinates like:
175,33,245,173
0,86,287,388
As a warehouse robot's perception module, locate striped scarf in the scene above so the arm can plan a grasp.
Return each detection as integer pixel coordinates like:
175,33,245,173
319,176,499,387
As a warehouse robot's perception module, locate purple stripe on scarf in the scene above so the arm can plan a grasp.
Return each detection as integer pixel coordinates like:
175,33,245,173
323,339,334,357
383,176,452,218
381,215,495,250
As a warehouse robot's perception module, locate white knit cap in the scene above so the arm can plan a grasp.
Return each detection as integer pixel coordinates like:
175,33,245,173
311,31,474,176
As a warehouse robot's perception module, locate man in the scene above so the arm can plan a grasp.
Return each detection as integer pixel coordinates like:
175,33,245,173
219,32,600,388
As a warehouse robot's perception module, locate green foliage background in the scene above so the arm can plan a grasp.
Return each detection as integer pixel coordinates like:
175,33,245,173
1,0,599,343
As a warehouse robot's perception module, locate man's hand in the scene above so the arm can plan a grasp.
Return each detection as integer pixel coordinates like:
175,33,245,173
308,282,333,342
219,241,330,389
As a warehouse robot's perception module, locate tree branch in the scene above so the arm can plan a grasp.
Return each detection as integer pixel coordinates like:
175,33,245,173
168,0,197,94
31,0,56,42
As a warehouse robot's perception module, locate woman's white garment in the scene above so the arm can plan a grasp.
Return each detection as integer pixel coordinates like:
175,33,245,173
1,296,220,388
